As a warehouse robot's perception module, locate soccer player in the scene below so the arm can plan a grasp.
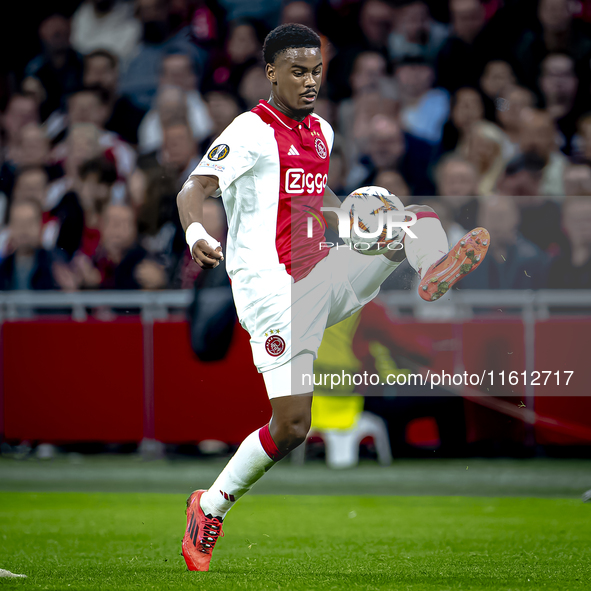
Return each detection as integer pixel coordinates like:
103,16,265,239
177,24,489,572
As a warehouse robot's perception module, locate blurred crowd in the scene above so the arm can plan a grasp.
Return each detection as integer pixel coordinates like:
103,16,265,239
1,0,591,292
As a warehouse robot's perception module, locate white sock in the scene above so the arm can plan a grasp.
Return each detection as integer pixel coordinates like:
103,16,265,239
404,216,449,278
199,425,280,519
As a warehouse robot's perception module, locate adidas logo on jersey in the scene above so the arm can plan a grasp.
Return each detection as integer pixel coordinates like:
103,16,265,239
287,145,300,156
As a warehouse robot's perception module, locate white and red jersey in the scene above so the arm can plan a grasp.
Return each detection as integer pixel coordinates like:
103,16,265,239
190,99,334,318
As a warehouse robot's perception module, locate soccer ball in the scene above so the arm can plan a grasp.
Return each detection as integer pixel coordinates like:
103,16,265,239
341,186,407,255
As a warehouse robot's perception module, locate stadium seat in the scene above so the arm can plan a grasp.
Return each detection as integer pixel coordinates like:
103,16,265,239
291,411,392,469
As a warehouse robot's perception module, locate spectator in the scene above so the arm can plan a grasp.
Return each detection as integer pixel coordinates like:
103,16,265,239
1,94,40,159
435,0,496,93
396,55,450,144
71,0,142,62
119,0,206,112
337,52,391,144
538,53,582,155
20,76,48,114
74,204,167,290
479,60,516,103
496,153,566,255
205,19,264,93
518,109,568,198
50,89,136,183
238,64,270,109
133,123,196,264
388,0,448,63
0,121,51,213
0,200,58,290
24,14,84,120
130,160,179,262
459,195,549,289
496,85,536,148
39,156,117,269
440,87,485,153
75,157,118,258
12,167,49,209
358,0,395,52
66,87,110,130
12,124,52,170
548,196,591,288
138,53,213,153
201,90,243,151
349,52,389,97
326,0,394,101
161,123,200,189
457,120,511,195
496,152,544,197
46,123,103,219
347,114,436,196
0,167,49,248
159,52,200,91
513,0,591,91
374,170,411,205
281,1,317,31
563,164,591,196
435,154,480,230
83,50,146,145
348,92,399,165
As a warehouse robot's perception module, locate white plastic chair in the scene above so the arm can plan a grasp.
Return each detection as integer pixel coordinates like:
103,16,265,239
291,411,392,469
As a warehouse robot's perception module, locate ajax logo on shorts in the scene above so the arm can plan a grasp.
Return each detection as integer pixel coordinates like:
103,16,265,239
265,330,285,357
208,144,230,161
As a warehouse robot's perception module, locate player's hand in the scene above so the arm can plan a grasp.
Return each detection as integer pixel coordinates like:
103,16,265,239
192,239,224,269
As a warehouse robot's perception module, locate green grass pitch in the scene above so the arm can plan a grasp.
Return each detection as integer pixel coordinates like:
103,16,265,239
1,491,590,590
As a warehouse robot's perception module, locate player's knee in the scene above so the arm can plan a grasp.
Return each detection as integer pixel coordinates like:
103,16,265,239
275,413,311,451
289,417,311,448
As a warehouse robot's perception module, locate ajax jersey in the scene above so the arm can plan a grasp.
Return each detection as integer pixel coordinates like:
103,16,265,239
190,100,334,319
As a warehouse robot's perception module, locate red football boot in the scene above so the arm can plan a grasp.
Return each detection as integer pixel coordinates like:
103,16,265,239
418,227,490,301
181,490,224,572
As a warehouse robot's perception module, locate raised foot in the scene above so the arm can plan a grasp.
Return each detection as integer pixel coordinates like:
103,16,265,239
418,227,490,302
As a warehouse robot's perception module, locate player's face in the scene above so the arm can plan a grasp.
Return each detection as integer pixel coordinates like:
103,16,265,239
266,47,322,120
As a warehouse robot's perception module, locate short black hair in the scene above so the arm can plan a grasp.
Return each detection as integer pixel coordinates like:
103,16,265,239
505,153,545,177
68,86,111,106
263,23,321,64
79,157,118,185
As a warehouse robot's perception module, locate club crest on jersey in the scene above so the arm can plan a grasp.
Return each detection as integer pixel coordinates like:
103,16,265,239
208,144,230,161
265,331,285,357
315,137,327,159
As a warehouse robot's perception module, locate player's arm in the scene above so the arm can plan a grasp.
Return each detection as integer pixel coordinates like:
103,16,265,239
322,185,342,233
177,174,223,269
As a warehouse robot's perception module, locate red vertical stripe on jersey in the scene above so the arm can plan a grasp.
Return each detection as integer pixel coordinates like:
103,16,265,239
252,101,330,282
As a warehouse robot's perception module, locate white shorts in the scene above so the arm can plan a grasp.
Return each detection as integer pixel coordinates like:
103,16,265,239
238,246,401,398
